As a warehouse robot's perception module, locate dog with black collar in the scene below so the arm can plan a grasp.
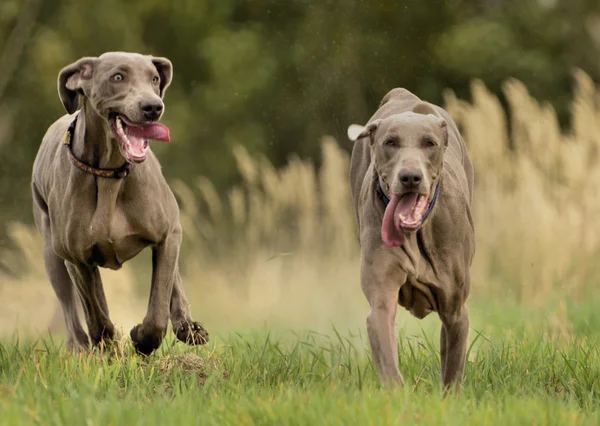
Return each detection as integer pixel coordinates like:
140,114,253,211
348,88,475,391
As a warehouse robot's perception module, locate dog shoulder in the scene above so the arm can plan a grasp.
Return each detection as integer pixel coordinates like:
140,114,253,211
379,88,420,107
33,114,78,185
42,113,77,146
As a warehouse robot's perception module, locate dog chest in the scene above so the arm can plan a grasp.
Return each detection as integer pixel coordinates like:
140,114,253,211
398,276,438,319
86,237,147,270
85,207,148,268
50,199,150,269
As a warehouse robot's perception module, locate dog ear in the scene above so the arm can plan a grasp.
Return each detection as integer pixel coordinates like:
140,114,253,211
347,124,366,141
348,119,381,145
57,57,97,114
151,57,173,98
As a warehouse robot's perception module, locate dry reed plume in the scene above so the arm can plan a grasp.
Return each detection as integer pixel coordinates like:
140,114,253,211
2,73,599,337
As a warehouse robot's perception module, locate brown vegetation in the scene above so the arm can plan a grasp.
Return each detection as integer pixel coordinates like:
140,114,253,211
2,75,599,338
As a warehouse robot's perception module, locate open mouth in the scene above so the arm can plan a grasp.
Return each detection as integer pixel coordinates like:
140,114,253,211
381,188,433,247
109,113,170,163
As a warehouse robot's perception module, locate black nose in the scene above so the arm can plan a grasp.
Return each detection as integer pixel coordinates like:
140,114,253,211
140,101,163,120
399,169,423,188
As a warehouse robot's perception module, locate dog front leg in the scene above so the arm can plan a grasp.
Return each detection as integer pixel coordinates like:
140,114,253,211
361,254,405,387
130,228,181,355
170,267,209,346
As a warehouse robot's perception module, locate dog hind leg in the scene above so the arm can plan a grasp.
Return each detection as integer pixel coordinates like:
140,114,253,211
440,305,469,392
43,244,90,351
65,263,115,346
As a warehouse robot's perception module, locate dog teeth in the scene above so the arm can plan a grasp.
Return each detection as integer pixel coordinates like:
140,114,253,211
398,212,422,227
116,117,126,138
114,116,147,158
115,116,132,149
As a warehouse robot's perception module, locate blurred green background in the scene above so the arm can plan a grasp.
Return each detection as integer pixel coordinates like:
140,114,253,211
1,0,599,237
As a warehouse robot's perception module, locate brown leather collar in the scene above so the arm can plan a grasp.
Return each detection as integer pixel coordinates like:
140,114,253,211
63,113,132,178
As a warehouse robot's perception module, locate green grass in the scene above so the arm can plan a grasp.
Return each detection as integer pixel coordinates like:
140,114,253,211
1,306,600,426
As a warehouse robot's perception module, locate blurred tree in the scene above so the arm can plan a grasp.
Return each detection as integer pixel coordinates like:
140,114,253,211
0,0,599,236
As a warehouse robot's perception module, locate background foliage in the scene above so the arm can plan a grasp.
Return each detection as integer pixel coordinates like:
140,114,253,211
1,0,600,234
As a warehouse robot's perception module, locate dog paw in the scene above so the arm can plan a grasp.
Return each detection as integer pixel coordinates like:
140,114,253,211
130,323,166,355
89,323,116,347
175,321,209,346
66,332,91,354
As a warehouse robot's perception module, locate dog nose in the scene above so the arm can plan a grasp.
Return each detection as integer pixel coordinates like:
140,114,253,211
140,101,163,120
399,169,423,188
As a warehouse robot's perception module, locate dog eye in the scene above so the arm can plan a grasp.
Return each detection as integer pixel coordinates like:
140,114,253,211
384,139,395,147
425,139,436,147
112,73,124,82
152,76,160,84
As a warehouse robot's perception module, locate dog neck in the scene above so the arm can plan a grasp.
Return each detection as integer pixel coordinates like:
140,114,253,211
72,102,128,235
72,102,129,170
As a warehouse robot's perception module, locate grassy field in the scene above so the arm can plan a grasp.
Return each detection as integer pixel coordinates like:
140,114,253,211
2,76,600,424
1,300,600,426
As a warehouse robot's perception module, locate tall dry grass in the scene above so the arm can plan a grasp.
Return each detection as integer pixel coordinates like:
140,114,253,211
1,73,600,337
446,70,600,305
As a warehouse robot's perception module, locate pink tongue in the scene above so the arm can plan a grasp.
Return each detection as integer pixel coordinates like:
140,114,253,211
381,193,419,247
127,122,170,142
381,194,404,247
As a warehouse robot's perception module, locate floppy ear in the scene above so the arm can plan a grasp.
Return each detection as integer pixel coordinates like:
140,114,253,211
347,124,366,141
354,119,382,146
151,57,173,98
57,57,97,114
347,120,381,144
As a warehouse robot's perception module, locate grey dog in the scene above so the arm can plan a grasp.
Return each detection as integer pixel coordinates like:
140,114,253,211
32,52,208,354
348,88,475,390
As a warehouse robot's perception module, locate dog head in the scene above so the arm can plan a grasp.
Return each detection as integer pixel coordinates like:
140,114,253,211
58,52,173,163
348,102,448,246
